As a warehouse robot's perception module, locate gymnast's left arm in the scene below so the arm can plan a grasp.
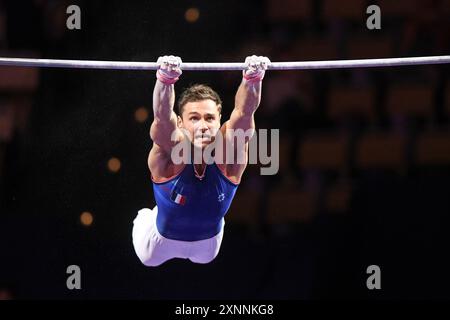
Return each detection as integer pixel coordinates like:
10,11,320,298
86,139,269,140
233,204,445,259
216,56,270,181
226,55,270,136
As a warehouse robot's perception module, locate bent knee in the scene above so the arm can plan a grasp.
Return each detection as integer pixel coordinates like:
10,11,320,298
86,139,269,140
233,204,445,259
189,250,220,264
140,255,164,267
189,255,218,264
134,247,167,267
132,241,162,267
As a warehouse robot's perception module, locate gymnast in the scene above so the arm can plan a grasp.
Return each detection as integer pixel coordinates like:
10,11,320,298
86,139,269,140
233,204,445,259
132,55,270,266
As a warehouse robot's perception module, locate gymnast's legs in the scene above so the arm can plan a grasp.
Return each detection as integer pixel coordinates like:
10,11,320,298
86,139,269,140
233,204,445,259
132,207,225,267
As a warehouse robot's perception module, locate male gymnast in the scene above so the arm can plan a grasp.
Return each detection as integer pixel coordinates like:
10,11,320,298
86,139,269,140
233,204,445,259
132,55,270,266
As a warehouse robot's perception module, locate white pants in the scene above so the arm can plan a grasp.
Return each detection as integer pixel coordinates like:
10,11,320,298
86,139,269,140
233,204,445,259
132,206,225,267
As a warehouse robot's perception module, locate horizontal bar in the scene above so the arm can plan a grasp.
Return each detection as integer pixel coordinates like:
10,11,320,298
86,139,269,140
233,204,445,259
0,55,449,71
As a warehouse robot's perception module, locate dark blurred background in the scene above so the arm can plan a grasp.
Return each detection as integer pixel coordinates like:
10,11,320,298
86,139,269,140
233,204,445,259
0,0,449,300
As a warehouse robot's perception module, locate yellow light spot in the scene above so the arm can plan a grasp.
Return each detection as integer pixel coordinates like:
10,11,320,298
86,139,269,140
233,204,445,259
135,107,149,123
185,8,200,23
107,157,121,173
80,211,93,227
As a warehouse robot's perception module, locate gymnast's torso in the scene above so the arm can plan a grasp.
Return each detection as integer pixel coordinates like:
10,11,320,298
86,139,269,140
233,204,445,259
152,162,239,241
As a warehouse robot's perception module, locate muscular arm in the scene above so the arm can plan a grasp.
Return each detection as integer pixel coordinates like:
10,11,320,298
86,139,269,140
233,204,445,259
226,79,262,135
150,80,183,153
148,56,184,180
217,56,269,182
225,55,269,136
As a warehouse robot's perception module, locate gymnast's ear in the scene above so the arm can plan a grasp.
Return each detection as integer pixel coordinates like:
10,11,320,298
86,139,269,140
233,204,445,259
216,104,222,122
177,115,183,128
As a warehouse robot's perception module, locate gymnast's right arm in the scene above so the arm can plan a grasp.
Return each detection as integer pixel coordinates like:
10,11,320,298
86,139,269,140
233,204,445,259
149,56,184,154
148,56,185,180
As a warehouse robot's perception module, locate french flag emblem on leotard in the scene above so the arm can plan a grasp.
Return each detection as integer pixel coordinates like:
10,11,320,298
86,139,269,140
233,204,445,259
171,190,186,205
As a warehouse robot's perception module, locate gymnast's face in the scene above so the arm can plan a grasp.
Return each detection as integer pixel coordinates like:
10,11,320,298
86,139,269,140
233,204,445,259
178,99,221,149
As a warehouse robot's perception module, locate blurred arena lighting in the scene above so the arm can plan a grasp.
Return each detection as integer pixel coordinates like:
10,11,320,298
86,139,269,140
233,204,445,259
185,8,200,23
80,211,94,227
134,107,149,123
107,157,121,173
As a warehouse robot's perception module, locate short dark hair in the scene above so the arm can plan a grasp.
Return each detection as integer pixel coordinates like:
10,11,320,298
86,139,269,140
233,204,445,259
177,84,222,116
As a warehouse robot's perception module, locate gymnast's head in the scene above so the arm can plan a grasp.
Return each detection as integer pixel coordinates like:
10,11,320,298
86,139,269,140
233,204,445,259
177,84,222,148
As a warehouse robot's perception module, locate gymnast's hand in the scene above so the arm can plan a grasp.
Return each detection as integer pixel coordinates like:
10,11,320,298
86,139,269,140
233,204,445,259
243,55,271,83
156,55,183,85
